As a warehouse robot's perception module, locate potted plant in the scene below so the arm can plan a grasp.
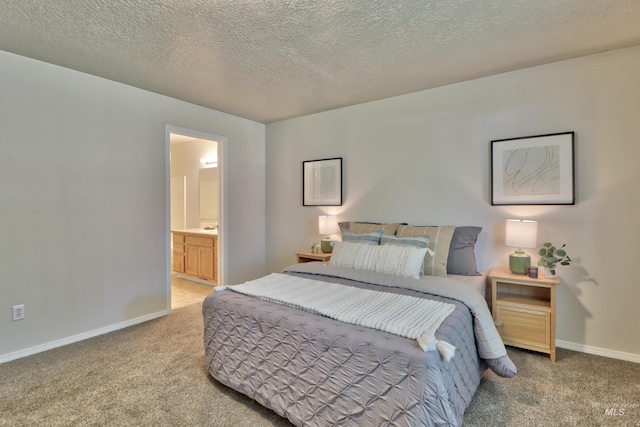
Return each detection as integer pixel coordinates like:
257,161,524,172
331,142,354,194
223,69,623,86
537,242,571,278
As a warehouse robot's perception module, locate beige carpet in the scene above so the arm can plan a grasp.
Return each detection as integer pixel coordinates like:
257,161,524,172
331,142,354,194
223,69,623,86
1,302,638,426
465,347,640,426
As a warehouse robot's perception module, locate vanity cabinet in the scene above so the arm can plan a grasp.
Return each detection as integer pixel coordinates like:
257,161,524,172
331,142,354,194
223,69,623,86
172,233,186,273
172,231,217,282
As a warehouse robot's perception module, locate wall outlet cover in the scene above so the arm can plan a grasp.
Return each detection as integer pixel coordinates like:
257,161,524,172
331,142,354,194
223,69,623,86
12,305,25,321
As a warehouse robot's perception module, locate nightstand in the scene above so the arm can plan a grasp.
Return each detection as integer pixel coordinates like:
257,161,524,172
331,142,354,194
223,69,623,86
295,250,332,263
489,268,560,362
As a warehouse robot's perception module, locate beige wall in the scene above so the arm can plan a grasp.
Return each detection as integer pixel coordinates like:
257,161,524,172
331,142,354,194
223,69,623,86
0,51,266,361
266,46,640,361
3,44,638,363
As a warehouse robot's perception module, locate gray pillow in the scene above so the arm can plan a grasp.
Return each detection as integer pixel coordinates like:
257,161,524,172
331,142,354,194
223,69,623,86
446,226,481,276
484,355,517,378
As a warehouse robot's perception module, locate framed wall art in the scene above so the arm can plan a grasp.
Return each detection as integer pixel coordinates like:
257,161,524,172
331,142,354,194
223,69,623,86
491,132,575,205
302,157,343,206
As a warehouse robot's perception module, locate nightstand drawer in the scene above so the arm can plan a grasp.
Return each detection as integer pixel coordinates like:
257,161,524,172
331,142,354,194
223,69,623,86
496,305,550,350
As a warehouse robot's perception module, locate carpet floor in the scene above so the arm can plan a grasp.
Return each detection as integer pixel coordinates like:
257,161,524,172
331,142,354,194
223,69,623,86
1,302,638,426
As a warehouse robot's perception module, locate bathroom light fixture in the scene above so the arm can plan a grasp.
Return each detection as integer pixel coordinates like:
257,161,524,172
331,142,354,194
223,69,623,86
200,155,218,166
318,215,338,253
505,219,538,274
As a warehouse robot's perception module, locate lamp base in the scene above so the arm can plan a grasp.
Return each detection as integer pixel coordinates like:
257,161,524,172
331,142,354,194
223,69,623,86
509,251,531,275
321,239,333,253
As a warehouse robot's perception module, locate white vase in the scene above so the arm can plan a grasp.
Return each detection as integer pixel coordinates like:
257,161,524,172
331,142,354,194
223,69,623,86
543,267,556,279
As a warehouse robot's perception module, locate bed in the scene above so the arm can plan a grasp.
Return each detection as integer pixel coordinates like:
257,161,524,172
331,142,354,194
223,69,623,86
202,223,516,426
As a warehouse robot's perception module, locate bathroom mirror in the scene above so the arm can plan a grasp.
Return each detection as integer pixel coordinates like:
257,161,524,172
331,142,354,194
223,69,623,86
199,167,218,223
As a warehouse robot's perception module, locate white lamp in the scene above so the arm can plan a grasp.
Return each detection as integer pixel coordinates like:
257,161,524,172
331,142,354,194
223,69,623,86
318,215,338,253
505,219,538,274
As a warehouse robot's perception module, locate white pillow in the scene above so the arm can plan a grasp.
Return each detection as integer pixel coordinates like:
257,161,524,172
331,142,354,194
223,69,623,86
329,241,427,279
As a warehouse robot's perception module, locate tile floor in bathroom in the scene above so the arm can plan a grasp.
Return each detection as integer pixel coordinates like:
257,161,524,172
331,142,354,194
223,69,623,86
171,273,214,310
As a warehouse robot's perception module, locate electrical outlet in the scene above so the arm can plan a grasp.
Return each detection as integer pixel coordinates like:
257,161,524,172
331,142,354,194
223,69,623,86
12,305,25,321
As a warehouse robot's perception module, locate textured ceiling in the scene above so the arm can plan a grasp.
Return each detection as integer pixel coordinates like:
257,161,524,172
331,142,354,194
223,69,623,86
2,1,640,123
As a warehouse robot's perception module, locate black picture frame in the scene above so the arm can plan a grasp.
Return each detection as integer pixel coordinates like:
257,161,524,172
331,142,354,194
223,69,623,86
302,157,343,206
491,132,575,205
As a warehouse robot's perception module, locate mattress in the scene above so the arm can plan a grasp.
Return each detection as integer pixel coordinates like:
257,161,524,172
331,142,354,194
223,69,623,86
447,273,486,296
203,264,512,426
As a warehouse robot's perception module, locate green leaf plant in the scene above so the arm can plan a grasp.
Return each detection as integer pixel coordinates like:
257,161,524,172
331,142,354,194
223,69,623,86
537,242,572,276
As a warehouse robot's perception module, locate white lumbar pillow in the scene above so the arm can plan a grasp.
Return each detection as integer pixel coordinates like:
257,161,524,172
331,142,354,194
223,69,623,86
330,241,426,279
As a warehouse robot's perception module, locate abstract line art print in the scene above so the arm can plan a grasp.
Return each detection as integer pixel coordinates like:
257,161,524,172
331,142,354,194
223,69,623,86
503,145,560,196
491,132,574,205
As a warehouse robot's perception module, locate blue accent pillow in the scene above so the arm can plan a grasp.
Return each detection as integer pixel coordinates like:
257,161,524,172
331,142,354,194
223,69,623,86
341,229,383,245
380,234,430,248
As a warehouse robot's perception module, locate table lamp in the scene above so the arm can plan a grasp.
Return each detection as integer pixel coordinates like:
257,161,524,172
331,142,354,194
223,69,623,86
505,219,538,274
318,215,338,253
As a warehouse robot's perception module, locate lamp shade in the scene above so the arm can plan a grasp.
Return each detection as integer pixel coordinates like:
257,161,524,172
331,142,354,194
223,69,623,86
318,215,338,236
505,219,537,249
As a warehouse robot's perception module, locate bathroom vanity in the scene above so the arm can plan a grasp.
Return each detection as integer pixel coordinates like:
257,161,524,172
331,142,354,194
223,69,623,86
172,229,217,282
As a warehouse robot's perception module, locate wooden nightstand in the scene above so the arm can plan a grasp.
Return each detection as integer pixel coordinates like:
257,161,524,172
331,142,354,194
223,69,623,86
295,250,332,263
489,268,560,362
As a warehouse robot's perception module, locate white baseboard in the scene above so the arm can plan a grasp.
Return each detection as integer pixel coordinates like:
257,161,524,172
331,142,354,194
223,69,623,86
557,340,640,363
175,273,216,286
0,309,170,364
4,315,637,365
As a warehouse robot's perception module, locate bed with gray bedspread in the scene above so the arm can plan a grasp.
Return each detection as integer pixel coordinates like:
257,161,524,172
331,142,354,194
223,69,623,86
203,263,515,426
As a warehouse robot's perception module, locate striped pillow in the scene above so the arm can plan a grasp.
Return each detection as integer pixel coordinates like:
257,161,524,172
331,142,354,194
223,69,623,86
339,221,402,235
396,225,456,277
380,234,430,249
341,229,383,245
329,241,427,279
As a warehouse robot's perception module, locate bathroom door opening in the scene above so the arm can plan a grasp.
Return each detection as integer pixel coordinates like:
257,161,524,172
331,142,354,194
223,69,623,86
166,125,227,310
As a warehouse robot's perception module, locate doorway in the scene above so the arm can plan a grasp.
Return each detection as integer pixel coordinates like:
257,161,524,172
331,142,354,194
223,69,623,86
166,126,227,310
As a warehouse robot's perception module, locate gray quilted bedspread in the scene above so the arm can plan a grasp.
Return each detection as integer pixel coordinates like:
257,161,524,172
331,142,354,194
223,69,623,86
203,266,491,426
